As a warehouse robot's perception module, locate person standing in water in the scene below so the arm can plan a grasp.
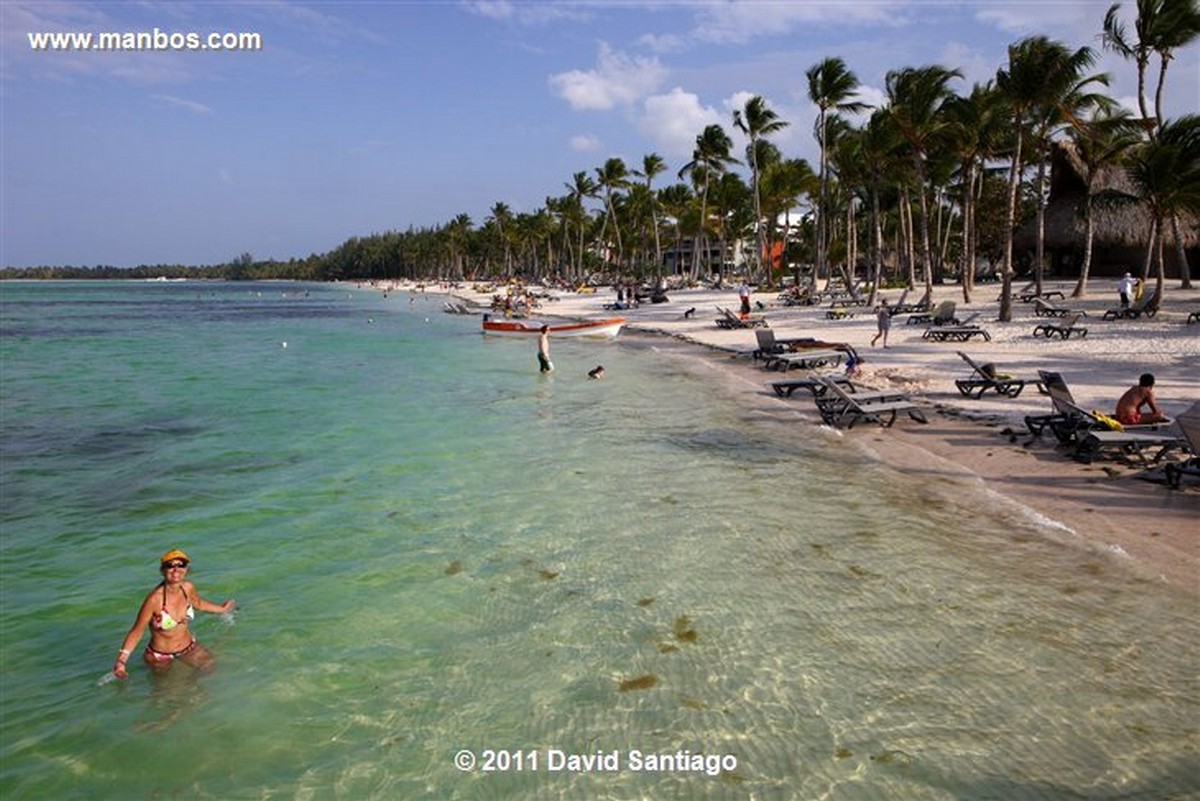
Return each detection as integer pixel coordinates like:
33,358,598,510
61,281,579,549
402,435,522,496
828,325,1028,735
537,325,553,373
112,549,236,679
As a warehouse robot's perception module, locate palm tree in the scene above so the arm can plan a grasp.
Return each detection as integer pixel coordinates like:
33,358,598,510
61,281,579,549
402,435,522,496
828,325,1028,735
488,201,515,275
733,95,789,284
843,109,904,303
807,57,869,289
444,213,473,281
564,171,599,279
658,183,696,277
635,153,667,277
1104,0,1200,132
759,157,817,286
594,157,630,270
1065,109,1142,297
943,83,1005,302
995,37,1097,320
1125,114,1200,299
678,124,739,281
886,64,962,299
1104,0,1200,286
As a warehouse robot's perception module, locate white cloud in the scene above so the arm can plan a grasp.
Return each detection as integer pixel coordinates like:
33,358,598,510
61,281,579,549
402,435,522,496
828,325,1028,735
637,31,686,54
938,42,996,89
548,42,667,111
152,94,212,114
570,133,602,152
634,87,724,159
464,0,590,25
726,90,758,119
691,1,904,44
973,2,1097,36
852,85,886,115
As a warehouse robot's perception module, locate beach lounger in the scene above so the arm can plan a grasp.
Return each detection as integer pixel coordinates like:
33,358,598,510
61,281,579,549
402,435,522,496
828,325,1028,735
1031,297,1082,317
762,348,845,372
1024,371,1173,444
715,307,768,329
953,351,1046,399
815,377,928,429
1001,280,1035,302
769,374,854,397
1102,288,1159,320
1032,312,1088,339
907,299,957,326
1019,289,1065,303
891,289,930,315
1073,429,1188,466
1165,402,1200,488
751,328,809,360
1023,371,1093,441
923,313,991,342
826,306,856,319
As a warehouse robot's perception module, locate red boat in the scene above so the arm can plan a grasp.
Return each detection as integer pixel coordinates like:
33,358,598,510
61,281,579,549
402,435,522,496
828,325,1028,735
481,316,625,339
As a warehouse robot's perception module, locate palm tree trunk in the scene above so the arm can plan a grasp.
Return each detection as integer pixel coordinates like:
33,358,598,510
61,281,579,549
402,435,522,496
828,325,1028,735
1154,217,1166,299
1170,214,1192,288
960,162,974,303
1034,153,1048,295
1140,227,1155,279
913,154,935,297
902,191,917,290
1000,124,1024,322
868,187,882,305
1074,195,1096,298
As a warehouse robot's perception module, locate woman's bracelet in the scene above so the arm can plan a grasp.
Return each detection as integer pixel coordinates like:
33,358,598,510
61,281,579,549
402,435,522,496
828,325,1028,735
117,648,131,661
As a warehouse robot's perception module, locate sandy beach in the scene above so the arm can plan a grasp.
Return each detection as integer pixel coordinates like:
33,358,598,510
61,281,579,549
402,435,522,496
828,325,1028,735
418,278,1200,592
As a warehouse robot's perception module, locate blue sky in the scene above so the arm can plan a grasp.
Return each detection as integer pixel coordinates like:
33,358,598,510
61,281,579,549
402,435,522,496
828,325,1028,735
2,1,1197,268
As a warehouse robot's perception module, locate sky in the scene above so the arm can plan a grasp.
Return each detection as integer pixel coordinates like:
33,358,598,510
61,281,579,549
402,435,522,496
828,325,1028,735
2,0,1197,268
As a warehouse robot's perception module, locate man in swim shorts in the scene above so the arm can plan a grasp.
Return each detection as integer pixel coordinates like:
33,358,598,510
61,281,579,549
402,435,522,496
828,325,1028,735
1115,373,1169,425
537,325,553,373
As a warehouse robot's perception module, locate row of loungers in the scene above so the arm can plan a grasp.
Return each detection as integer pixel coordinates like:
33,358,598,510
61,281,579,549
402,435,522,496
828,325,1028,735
728,289,1182,344
758,342,1199,480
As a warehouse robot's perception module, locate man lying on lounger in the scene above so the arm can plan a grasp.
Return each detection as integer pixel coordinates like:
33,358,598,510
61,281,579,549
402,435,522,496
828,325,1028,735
1115,373,1169,425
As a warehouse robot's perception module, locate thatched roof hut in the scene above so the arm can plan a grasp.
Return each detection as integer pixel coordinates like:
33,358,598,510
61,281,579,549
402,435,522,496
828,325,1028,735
1013,141,1198,279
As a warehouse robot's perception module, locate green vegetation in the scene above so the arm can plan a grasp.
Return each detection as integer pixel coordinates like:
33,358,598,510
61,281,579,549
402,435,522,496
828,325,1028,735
5,2,1196,296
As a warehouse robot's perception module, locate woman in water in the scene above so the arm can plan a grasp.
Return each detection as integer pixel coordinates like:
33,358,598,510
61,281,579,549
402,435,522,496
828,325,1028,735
112,549,236,679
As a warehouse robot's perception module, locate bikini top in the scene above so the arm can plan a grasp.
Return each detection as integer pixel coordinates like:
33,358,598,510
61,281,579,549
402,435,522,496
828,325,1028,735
153,583,195,631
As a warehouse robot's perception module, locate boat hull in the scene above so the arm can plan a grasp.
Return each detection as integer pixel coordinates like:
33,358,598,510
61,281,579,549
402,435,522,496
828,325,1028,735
482,317,625,339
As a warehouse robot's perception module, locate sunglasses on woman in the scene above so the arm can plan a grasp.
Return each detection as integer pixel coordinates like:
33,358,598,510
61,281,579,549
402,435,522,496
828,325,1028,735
162,561,189,570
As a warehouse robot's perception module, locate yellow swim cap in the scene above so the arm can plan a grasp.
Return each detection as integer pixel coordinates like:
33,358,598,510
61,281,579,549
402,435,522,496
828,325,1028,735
160,548,190,566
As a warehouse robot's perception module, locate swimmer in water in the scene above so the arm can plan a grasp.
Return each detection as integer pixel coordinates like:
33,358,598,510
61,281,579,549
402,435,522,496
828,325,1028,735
111,549,236,678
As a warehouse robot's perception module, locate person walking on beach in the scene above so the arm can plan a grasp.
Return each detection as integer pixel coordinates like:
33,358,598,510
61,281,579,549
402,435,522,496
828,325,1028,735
112,549,236,679
1116,272,1137,309
537,325,553,373
738,283,752,317
1115,373,1169,425
870,299,891,347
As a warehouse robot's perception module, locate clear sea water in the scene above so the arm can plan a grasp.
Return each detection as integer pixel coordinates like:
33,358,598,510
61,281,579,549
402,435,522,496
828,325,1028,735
1,280,1196,801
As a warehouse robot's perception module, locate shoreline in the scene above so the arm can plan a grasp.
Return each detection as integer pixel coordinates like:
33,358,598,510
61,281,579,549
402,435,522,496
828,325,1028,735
382,279,1200,594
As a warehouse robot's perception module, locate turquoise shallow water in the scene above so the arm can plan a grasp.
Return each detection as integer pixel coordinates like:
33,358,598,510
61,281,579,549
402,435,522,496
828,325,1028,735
1,280,1197,800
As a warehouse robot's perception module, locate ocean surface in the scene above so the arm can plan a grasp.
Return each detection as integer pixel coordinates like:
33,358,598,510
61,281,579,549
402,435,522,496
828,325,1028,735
1,280,1196,800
